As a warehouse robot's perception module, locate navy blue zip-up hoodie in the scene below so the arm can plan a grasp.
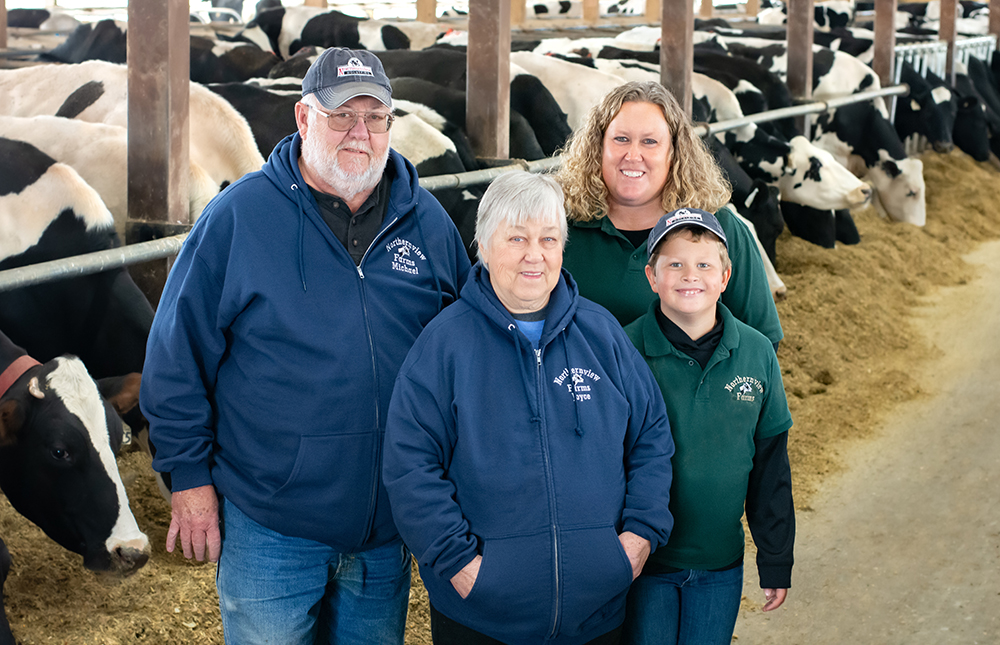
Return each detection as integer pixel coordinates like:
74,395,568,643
384,264,674,644
141,133,470,551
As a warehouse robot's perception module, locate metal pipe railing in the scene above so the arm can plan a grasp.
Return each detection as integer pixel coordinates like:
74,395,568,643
0,83,911,293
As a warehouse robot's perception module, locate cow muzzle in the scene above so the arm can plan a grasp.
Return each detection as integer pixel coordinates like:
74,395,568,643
847,184,873,208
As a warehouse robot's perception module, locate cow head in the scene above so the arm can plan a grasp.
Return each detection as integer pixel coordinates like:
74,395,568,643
897,63,955,153
0,357,149,576
777,136,872,210
866,154,926,226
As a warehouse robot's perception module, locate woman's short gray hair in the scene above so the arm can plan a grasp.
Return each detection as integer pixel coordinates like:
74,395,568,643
474,171,568,262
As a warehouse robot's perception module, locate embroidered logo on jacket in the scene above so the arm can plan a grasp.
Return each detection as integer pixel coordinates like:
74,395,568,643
725,376,763,403
385,237,425,275
553,367,601,402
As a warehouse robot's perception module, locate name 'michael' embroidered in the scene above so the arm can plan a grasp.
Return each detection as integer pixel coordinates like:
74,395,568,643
386,237,425,275
725,375,764,403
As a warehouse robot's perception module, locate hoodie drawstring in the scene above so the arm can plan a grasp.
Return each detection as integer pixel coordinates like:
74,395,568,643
563,336,583,436
290,183,308,292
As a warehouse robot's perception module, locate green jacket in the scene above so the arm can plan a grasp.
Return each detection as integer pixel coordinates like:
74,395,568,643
625,302,792,571
562,207,784,344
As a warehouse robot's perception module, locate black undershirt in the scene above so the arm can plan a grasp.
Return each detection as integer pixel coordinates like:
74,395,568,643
308,167,392,266
619,226,653,249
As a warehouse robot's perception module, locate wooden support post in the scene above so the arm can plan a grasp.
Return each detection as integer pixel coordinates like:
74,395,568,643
873,0,898,86
787,0,815,135
646,0,662,22
700,0,714,19
468,0,510,160
991,0,1000,48
661,0,694,117
583,0,600,25
126,0,190,307
303,0,328,7
746,0,760,18
940,0,958,84
511,0,525,29
1,1,7,51
416,0,437,23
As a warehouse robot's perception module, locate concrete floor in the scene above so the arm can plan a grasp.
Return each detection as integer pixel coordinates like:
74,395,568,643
734,240,1000,644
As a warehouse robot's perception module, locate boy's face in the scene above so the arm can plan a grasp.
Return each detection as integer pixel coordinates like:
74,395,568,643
645,231,731,324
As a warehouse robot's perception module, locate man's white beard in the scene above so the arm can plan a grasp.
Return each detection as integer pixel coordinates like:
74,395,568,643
302,135,390,201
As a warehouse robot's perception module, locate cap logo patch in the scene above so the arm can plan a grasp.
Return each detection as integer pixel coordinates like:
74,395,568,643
664,208,704,226
338,57,374,78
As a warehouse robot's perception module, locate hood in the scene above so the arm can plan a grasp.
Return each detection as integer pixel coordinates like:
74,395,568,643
461,263,580,349
259,133,424,290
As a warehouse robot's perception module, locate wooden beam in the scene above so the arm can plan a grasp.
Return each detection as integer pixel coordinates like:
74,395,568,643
126,0,190,306
468,0,510,160
872,0,898,86
1,1,7,50
700,0,714,19
746,0,761,18
511,0,525,29
786,0,815,134
646,0,662,20
416,0,437,23
991,0,1000,48
940,0,958,84
661,0,694,117
303,0,328,7
583,0,600,25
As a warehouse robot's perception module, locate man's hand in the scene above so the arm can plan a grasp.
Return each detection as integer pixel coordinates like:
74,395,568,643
618,531,652,581
450,555,483,599
762,588,788,612
167,484,221,563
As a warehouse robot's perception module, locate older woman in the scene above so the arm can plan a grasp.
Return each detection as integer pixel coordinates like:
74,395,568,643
556,81,783,347
383,171,675,645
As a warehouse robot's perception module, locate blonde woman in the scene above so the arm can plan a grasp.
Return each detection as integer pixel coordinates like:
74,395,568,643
557,81,783,348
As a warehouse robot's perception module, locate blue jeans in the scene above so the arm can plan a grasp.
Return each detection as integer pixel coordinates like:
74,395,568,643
217,498,410,645
621,565,744,645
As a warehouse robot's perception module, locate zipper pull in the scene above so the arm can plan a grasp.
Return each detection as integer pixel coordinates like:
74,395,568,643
356,265,364,279
535,348,542,366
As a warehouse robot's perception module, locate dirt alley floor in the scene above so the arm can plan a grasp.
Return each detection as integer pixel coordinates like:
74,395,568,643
0,148,998,643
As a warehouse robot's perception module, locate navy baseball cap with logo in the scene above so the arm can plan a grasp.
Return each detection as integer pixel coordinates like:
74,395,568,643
647,207,729,255
301,47,393,110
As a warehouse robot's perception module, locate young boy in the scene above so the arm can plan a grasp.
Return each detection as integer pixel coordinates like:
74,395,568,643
621,207,795,645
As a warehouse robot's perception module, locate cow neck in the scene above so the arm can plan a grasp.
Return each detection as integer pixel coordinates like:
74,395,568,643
0,356,41,399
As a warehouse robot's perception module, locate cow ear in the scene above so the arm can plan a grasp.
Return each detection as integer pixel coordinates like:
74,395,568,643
0,400,24,446
27,377,44,399
97,373,142,416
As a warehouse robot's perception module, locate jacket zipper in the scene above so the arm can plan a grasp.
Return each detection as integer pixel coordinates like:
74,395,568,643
353,214,400,546
535,347,562,639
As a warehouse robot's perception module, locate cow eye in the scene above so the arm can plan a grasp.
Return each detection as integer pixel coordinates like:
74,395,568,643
50,447,71,461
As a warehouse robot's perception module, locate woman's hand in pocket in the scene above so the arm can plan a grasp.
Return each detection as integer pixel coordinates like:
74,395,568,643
450,555,483,599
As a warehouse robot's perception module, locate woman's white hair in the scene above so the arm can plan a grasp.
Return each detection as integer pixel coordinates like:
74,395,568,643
475,170,567,262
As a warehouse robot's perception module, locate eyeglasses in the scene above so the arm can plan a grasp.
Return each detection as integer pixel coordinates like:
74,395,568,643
303,103,394,133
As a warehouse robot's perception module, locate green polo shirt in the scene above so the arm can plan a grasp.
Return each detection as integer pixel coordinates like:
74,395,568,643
562,207,784,344
625,302,792,571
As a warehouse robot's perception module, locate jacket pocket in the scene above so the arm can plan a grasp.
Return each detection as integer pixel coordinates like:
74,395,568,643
457,532,555,641
556,525,635,633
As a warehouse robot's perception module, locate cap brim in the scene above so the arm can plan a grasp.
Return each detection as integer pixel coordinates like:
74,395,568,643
313,83,392,110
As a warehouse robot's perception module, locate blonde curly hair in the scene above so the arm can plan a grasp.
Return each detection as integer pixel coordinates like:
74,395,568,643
556,81,731,223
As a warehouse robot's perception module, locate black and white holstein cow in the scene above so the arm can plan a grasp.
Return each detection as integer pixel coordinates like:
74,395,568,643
0,60,265,192
0,136,154,383
0,329,148,644
894,61,956,154
0,115,219,240
238,5,444,59
813,101,927,226
268,46,573,157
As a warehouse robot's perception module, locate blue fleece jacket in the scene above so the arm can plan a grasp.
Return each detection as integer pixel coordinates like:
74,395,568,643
384,264,674,644
140,133,470,551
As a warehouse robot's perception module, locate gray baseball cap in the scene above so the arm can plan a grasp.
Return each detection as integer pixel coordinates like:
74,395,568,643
301,47,393,110
647,208,729,254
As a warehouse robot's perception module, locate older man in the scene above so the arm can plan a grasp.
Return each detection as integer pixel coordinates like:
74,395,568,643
140,47,470,644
